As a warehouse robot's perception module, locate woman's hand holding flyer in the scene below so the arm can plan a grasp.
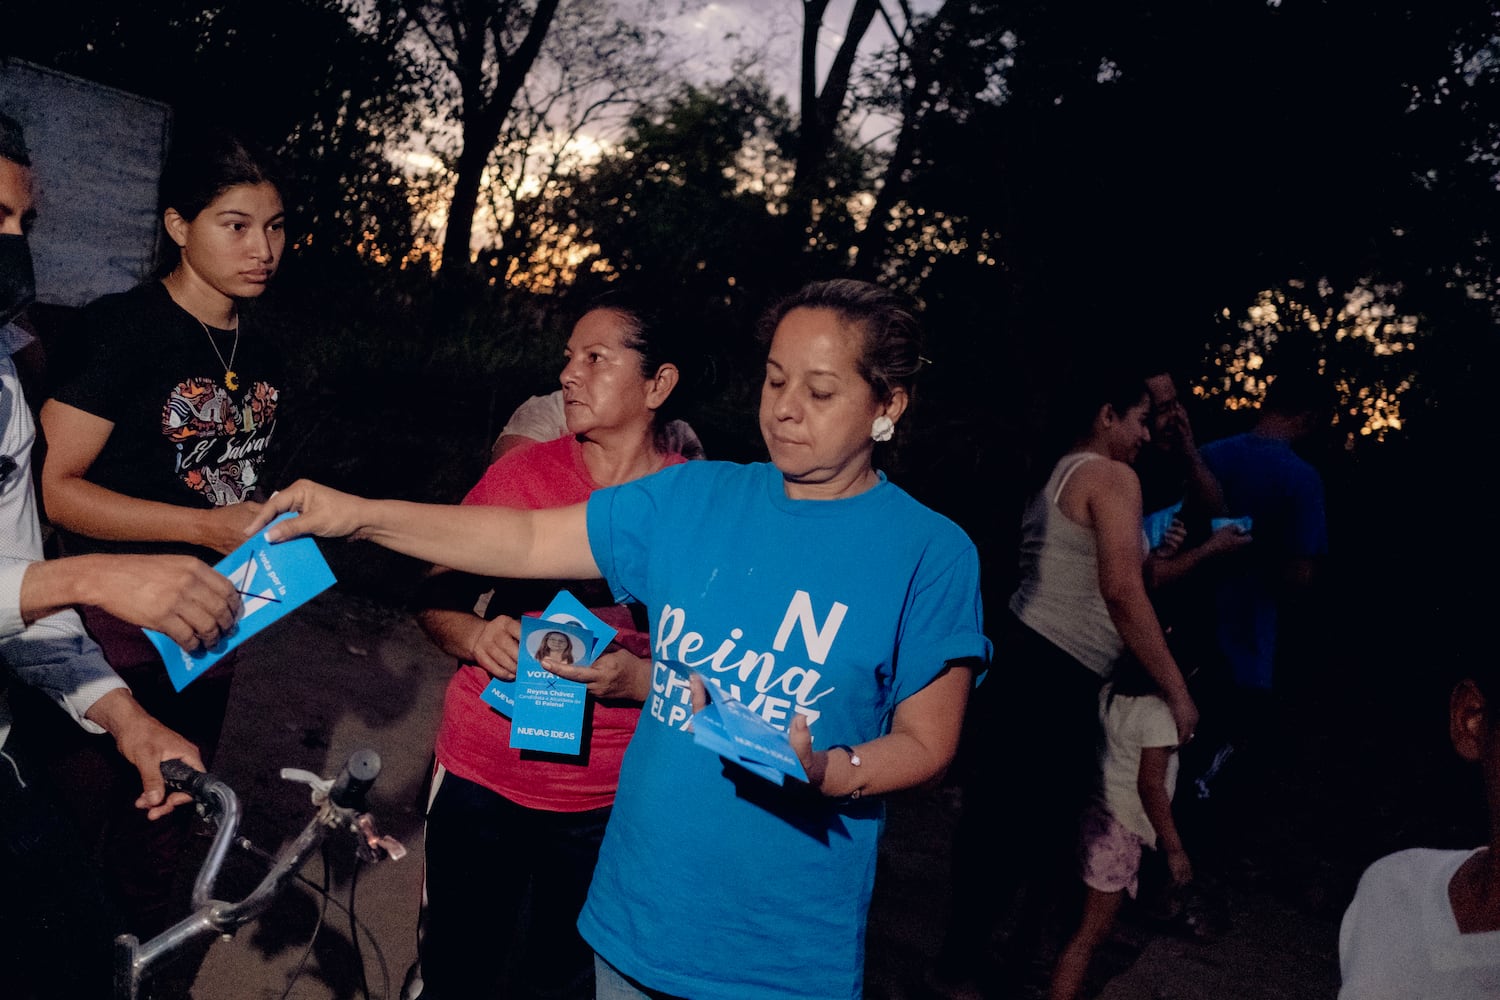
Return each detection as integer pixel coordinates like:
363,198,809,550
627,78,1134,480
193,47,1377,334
478,590,618,756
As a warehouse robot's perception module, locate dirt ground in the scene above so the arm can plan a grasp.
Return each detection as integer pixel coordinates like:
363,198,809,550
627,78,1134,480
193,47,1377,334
182,592,444,1000
165,585,1442,1000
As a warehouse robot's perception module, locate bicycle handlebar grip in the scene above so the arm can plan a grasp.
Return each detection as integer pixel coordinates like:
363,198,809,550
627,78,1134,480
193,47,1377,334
160,758,214,800
329,749,381,809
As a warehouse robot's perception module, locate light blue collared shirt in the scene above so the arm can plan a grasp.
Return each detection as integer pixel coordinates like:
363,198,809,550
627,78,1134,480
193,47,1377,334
0,322,124,748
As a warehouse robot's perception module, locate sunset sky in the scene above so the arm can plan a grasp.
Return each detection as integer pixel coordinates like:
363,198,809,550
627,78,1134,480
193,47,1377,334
660,0,936,113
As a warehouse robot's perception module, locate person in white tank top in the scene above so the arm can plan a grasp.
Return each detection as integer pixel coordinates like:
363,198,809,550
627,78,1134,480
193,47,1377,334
933,368,1199,997
1016,387,1197,740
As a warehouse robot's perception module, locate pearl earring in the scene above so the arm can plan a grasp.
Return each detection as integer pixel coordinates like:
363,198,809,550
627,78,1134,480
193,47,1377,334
871,415,895,443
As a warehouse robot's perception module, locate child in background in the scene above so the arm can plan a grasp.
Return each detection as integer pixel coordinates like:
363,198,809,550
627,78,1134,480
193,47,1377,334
1050,656,1191,1000
1337,661,1500,998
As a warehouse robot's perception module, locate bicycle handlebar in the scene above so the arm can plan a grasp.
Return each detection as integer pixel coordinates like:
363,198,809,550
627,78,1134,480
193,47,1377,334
114,751,391,1000
160,758,232,839
329,748,381,809
169,764,241,911
158,757,205,794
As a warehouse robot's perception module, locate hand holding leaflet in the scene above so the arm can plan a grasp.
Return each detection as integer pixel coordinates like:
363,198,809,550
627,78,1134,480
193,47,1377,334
686,668,808,785
145,513,337,692
480,590,618,755
480,591,619,717
506,617,595,753
1143,500,1184,549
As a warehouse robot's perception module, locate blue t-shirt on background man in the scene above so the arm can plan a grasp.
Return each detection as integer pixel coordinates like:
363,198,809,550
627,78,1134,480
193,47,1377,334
1201,432,1328,689
577,461,989,1000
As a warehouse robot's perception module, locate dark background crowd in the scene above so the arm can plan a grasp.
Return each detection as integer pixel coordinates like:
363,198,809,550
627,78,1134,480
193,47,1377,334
3,1,1499,996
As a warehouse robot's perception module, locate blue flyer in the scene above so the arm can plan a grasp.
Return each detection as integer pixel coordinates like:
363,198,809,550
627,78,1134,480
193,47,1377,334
508,617,595,754
536,589,617,660
479,591,618,724
146,513,337,692
479,675,516,717
1142,499,1184,549
690,671,808,784
691,698,786,784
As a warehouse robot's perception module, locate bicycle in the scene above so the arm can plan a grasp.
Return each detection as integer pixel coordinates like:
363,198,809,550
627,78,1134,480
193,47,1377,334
113,750,407,1000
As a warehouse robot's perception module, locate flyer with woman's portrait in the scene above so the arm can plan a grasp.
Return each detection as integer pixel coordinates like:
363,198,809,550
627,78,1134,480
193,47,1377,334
479,590,618,755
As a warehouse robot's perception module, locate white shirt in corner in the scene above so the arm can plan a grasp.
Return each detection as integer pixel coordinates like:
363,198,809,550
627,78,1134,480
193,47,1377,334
1339,847,1500,999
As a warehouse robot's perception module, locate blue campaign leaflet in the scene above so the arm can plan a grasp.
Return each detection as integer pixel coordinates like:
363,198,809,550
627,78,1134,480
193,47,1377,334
479,590,618,726
536,589,617,661
146,513,336,692
690,670,808,784
1142,499,1184,549
480,676,516,716
509,616,595,754
690,698,786,784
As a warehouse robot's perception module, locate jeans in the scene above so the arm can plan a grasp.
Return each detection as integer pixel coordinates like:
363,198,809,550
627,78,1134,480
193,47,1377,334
593,953,686,1000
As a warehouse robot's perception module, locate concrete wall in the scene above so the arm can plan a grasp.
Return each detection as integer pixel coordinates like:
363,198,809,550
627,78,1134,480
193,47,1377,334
0,59,170,308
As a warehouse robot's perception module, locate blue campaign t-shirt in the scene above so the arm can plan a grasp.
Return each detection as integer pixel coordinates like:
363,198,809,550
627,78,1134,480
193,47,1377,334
577,461,989,1000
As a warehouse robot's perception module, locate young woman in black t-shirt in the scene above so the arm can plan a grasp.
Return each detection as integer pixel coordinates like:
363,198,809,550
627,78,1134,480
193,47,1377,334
42,130,285,560
32,130,287,939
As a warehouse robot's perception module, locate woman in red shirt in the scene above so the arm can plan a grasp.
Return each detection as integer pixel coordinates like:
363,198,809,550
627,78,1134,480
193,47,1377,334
412,296,687,1000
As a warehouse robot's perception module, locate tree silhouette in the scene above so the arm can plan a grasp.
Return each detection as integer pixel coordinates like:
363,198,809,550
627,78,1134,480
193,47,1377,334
788,0,883,243
393,0,562,277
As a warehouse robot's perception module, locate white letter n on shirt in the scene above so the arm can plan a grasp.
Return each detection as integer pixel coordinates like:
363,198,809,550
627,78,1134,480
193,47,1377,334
772,590,848,666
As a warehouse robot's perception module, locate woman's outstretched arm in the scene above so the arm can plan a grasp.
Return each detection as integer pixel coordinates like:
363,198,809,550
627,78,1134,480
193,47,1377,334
251,480,601,581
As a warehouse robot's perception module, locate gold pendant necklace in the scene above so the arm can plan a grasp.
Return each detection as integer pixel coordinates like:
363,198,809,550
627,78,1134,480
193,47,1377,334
196,316,241,391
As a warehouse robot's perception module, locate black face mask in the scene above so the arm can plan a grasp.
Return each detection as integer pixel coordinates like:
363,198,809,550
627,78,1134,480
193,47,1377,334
0,234,36,328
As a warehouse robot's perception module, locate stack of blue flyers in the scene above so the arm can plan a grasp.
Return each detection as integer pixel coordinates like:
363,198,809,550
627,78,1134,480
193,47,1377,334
145,513,337,692
1142,499,1184,549
479,590,617,756
689,670,808,785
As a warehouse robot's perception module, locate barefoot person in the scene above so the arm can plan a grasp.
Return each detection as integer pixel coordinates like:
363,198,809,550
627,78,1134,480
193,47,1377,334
251,279,989,1000
1049,656,1192,1000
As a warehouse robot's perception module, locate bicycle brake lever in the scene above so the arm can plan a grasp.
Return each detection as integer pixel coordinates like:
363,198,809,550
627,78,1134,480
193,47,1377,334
280,767,334,803
354,812,407,862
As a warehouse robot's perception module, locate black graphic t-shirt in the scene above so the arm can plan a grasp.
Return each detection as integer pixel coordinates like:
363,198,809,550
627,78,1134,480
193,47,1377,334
50,281,285,560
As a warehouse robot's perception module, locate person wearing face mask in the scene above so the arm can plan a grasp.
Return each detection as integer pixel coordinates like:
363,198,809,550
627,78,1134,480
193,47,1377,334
0,110,237,999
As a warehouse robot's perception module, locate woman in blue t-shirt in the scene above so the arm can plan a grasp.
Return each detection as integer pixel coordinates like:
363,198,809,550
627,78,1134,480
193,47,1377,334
251,279,990,1000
